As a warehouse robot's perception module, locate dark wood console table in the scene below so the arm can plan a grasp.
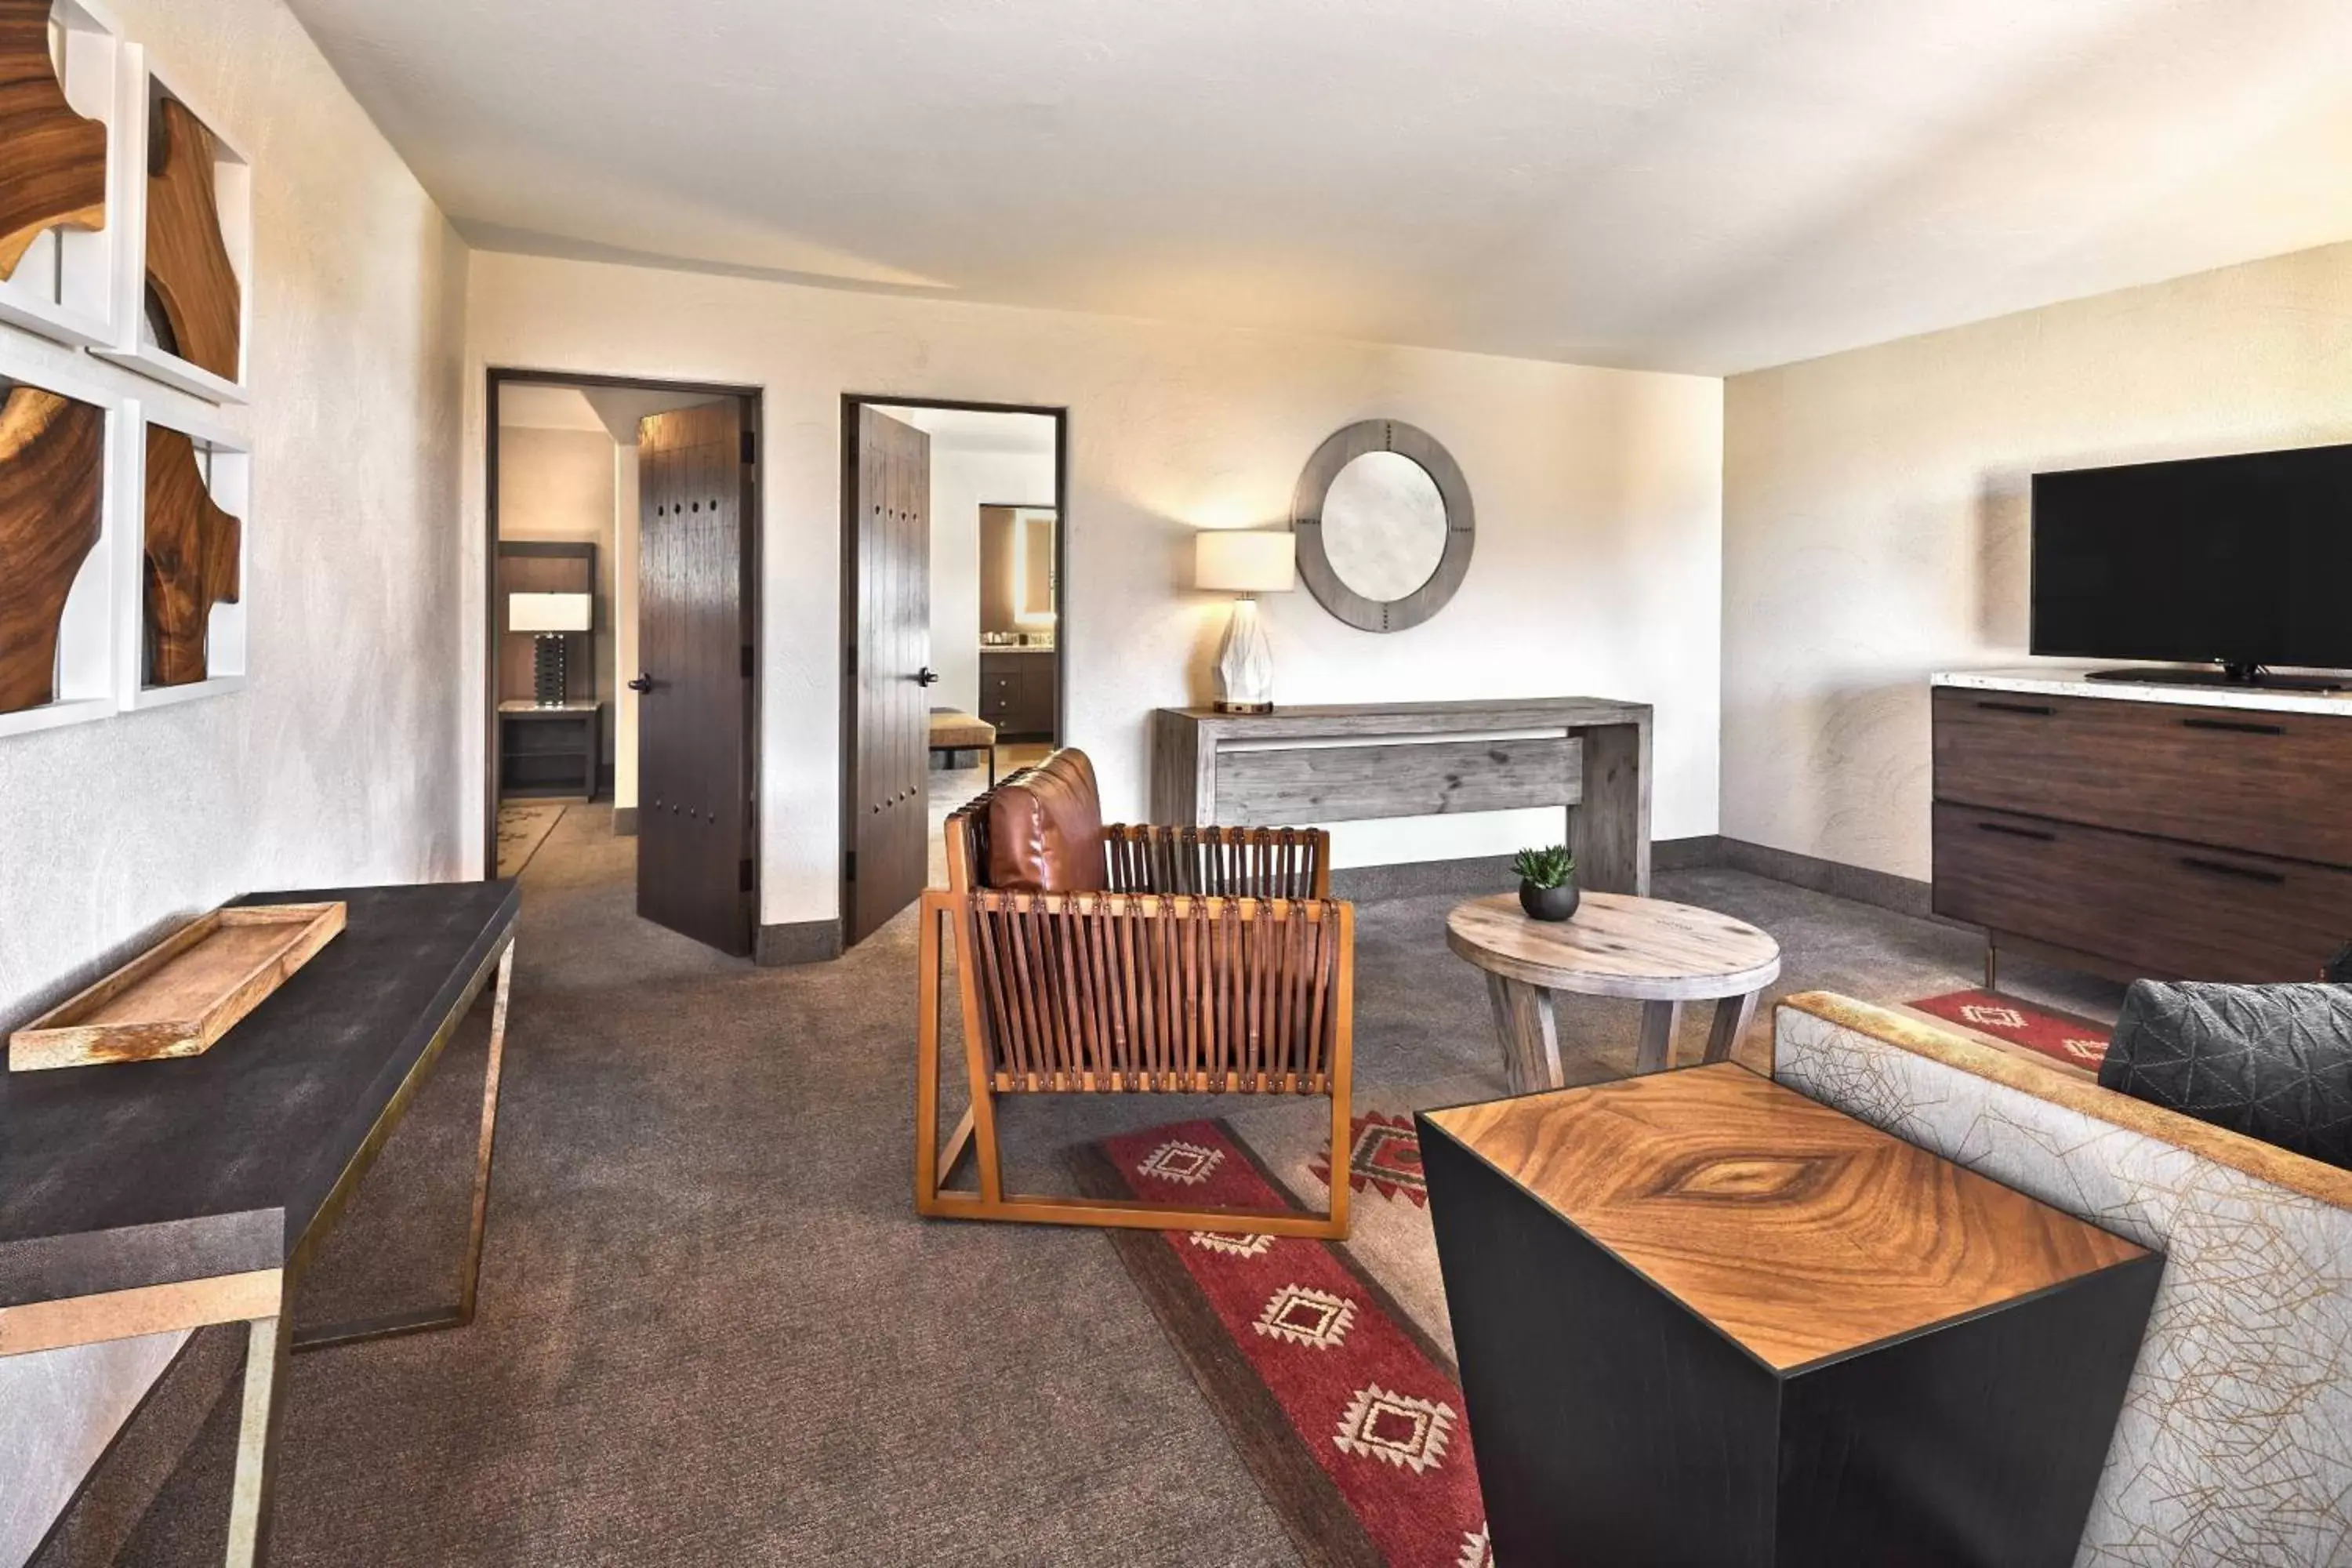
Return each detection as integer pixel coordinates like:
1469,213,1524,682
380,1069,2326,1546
0,881,519,1567
1933,670,2352,982
1151,698,1653,894
1421,1064,2161,1566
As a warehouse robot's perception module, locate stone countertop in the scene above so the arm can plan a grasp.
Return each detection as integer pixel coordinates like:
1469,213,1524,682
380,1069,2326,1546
1933,664,2352,718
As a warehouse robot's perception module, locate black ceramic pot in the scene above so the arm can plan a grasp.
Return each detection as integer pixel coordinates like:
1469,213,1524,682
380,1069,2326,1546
1519,877,1580,922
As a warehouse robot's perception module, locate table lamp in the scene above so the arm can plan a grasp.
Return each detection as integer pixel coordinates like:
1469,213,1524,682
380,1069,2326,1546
509,591,591,706
1195,531,1296,713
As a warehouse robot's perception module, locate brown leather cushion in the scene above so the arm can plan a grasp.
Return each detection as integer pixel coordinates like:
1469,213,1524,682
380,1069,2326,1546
985,749,1107,892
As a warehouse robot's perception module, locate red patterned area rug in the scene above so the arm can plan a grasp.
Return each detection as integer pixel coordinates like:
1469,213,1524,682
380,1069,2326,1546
1070,1119,1493,1568
1907,989,2111,1071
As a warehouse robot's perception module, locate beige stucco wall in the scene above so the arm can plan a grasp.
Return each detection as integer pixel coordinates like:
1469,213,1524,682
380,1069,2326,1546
0,0,470,1554
1722,241,2352,882
464,252,1727,924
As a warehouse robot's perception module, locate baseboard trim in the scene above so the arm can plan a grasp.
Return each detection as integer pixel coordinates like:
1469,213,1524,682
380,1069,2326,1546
1330,836,1723,904
756,920,843,967
1653,834,1724,872
1715,837,1935,920
612,807,638,837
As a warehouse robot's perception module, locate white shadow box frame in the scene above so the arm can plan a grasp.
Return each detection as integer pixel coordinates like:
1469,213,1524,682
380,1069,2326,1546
93,45,252,405
118,399,248,710
0,358,123,739
0,0,132,350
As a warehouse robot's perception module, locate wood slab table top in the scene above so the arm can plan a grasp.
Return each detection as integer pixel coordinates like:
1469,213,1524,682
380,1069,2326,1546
1425,1062,2148,1371
0,880,518,1308
1446,891,1780,1001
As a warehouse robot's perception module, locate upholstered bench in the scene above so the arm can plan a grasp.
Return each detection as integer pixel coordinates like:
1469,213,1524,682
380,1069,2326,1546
927,707,997,782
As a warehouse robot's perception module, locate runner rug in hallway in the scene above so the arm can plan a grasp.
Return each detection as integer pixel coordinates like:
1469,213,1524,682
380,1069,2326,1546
494,800,566,877
1070,1113,1497,1568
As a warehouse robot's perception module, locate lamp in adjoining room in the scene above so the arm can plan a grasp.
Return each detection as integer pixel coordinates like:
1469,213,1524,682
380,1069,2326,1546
1194,530,1297,713
508,591,591,706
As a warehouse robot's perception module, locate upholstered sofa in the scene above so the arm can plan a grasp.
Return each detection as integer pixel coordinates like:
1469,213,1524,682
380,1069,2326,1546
1774,993,2352,1567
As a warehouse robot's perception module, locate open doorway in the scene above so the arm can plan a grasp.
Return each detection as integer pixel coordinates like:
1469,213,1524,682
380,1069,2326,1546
486,371,763,957
840,397,1065,948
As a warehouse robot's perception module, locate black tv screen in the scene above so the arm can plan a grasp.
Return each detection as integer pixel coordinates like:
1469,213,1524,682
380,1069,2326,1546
2031,443,2352,670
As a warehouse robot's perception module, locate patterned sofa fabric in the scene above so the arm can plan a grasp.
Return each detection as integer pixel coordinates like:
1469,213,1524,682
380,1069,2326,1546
1775,993,2352,1568
2102,982,2352,1170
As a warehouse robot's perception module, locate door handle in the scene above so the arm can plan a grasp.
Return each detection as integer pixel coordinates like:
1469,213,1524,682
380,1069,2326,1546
627,672,654,693
1975,821,2056,842
2180,855,2287,886
914,667,941,687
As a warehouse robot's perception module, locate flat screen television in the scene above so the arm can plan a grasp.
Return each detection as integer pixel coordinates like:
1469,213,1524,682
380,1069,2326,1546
2031,442,2352,689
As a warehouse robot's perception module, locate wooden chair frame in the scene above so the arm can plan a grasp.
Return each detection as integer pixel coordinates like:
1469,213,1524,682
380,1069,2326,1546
917,810,1353,1239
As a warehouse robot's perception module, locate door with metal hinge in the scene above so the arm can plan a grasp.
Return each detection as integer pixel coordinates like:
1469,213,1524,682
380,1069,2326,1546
635,400,754,955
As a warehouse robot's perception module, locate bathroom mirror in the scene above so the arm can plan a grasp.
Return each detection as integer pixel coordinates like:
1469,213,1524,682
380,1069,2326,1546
1293,420,1473,632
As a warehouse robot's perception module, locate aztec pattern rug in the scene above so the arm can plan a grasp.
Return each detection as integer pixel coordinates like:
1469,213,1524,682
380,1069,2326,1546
495,800,566,878
1071,1112,1495,1568
1907,988,2111,1072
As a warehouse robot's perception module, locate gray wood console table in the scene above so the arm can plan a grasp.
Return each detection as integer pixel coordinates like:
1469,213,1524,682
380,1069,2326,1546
0,880,519,1567
1150,698,1653,895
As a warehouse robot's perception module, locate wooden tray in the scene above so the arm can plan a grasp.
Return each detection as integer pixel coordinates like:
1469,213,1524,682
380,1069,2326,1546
9,902,347,1072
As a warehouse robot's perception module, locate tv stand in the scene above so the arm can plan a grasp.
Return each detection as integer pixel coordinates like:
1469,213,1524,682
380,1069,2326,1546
2085,664,2349,694
1932,670,2352,983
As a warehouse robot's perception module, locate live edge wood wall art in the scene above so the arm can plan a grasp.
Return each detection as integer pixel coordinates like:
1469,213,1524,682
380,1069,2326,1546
144,422,238,686
143,95,238,381
0,382,102,711
0,0,107,281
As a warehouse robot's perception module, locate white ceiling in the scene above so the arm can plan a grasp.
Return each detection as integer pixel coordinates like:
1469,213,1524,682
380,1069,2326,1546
292,0,2352,374
496,383,603,432
870,405,1056,457
498,380,728,442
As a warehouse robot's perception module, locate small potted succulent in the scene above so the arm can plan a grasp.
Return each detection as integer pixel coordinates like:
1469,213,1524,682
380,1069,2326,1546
1512,844,1579,922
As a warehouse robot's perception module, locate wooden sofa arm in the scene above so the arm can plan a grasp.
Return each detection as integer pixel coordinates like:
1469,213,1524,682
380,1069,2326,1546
1102,823,1330,899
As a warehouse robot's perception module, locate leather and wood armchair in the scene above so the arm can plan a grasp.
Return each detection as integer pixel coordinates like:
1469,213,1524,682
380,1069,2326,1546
916,748,1354,1237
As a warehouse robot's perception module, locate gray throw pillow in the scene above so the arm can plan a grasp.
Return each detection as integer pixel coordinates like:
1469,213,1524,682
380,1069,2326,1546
2100,981,2352,1170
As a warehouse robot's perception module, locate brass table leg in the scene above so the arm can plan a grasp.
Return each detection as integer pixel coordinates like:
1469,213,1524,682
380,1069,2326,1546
223,1312,291,1568
293,938,515,1352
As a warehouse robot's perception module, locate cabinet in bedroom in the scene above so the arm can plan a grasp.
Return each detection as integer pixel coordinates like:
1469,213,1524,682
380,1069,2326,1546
978,650,1056,740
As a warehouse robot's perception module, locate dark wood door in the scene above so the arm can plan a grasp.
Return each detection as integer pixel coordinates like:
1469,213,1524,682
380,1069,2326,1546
637,401,753,955
845,407,931,946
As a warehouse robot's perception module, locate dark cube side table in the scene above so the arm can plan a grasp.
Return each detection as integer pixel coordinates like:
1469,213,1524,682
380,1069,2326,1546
1420,1063,2161,1568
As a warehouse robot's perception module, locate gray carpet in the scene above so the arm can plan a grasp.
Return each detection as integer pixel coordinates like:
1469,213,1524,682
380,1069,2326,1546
112,789,2121,1566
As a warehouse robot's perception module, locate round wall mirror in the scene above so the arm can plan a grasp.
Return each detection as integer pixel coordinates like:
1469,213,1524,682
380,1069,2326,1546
1320,452,1449,601
1293,420,1474,632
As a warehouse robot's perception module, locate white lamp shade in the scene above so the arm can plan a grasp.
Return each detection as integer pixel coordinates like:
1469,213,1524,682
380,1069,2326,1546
1195,530,1297,593
510,591,593,633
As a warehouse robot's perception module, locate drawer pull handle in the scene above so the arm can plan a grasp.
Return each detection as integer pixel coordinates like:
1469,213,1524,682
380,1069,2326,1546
1977,822,2057,842
1976,701,2055,716
2181,717,2285,736
2180,856,2287,886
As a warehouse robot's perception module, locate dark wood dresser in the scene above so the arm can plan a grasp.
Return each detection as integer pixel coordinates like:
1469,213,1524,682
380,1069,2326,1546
1932,670,2352,982
978,648,1056,740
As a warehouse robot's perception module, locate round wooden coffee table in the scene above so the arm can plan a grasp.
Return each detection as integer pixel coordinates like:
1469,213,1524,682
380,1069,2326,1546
1446,891,1782,1093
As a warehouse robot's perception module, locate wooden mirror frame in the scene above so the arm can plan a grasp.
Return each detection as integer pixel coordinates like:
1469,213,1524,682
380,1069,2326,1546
1292,419,1474,633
